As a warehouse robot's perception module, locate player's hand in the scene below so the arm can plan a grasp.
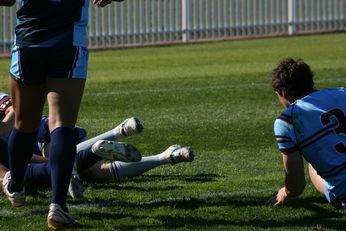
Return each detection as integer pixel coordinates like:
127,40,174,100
265,187,288,206
93,0,123,8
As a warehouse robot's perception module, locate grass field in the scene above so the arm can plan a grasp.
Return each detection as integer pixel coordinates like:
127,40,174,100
0,33,346,230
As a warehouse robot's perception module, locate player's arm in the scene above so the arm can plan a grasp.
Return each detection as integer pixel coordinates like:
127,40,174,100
267,151,306,206
0,106,14,137
0,0,16,6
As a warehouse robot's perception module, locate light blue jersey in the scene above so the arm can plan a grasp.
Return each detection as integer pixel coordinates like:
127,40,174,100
274,88,346,203
15,0,89,47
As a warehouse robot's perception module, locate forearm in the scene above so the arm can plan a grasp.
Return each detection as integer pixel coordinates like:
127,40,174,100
284,172,306,197
267,151,306,206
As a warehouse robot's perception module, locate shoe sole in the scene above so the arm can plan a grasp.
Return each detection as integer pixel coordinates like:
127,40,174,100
47,219,79,230
47,220,64,230
96,140,141,162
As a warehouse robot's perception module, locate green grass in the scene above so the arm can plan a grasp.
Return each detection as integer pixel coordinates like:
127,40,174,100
1,33,346,230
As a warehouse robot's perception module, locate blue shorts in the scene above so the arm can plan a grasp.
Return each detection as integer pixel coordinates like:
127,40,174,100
10,46,88,85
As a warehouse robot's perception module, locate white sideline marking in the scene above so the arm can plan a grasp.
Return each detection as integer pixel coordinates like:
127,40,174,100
69,189,272,210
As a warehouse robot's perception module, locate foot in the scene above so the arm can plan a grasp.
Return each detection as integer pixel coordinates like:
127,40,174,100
47,203,80,229
2,171,25,207
92,140,142,162
115,117,144,137
162,144,195,164
68,173,84,200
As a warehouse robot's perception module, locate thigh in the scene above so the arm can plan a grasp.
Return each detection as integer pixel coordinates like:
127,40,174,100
9,77,46,132
47,78,85,131
9,47,47,131
45,46,88,131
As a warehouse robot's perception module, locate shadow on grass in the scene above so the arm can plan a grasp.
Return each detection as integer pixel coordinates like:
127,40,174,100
87,173,219,184
81,194,346,230
89,183,182,192
21,173,346,230
125,173,220,183
84,173,218,192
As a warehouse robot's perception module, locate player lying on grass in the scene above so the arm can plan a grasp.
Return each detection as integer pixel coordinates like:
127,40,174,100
266,58,346,210
0,93,194,199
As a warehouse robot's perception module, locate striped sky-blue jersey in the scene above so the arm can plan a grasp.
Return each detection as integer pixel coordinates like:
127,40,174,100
274,88,346,198
15,0,89,47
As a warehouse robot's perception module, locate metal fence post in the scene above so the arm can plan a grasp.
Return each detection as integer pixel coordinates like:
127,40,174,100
288,0,296,35
182,0,191,43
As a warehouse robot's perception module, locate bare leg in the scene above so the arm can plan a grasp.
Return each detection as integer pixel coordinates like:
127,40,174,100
10,77,46,132
47,78,85,130
46,78,85,211
308,163,325,195
7,78,46,192
79,161,112,181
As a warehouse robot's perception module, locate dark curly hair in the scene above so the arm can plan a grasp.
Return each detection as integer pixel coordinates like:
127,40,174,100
271,58,314,100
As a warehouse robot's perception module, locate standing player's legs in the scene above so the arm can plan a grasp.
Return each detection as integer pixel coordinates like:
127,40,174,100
46,78,85,213
3,46,47,207
45,45,88,229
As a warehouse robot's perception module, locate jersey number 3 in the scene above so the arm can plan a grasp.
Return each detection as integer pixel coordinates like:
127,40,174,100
321,108,346,153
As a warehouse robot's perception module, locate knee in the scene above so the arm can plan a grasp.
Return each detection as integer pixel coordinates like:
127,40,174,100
48,120,75,132
15,118,41,132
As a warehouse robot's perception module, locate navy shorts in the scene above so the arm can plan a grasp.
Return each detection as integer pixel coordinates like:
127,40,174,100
10,46,88,85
